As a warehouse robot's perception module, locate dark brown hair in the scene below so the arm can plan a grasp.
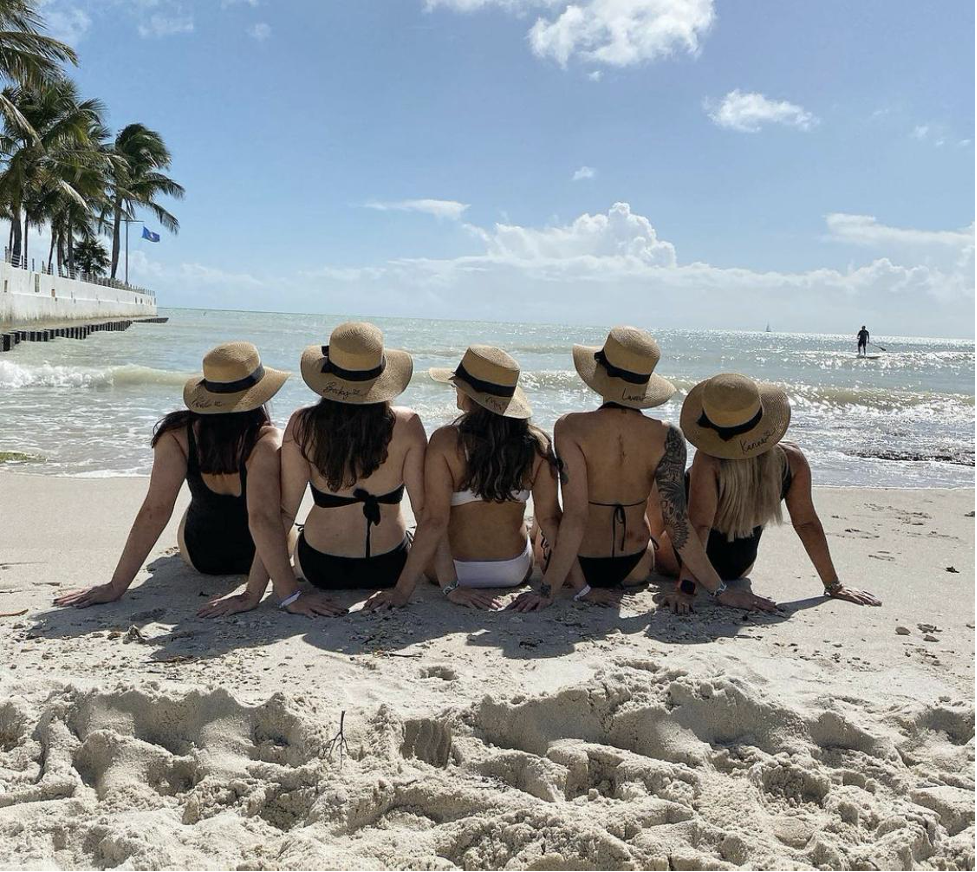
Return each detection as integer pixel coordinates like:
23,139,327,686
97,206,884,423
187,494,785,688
294,398,396,491
456,406,554,502
152,406,271,475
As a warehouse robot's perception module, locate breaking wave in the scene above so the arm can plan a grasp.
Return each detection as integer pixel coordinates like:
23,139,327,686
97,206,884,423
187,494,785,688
0,361,189,390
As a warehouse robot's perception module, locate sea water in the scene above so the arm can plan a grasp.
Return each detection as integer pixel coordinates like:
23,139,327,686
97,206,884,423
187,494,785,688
0,308,973,487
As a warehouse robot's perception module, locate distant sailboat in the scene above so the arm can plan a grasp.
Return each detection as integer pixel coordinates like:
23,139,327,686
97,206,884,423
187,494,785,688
765,323,771,333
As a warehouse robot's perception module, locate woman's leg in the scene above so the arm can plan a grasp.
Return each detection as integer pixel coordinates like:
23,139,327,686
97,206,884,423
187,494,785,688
622,539,657,586
177,509,197,570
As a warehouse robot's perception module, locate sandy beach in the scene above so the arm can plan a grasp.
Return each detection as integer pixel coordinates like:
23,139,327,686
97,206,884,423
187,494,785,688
0,472,973,870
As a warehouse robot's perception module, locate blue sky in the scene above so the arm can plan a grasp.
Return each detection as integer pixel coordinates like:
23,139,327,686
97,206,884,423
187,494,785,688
38,0,976,336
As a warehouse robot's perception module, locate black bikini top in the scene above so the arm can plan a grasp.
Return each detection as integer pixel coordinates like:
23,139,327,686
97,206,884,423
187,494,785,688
309,481,406,558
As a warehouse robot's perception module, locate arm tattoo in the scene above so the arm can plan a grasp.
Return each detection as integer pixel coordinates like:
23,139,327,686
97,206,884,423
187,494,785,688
655,424,691,551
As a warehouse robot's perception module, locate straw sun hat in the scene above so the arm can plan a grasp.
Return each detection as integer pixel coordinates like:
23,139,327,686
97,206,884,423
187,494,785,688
681,372,791,460
430,345,532,419
300,321,413,404
184,341,289,414
572,326,675,409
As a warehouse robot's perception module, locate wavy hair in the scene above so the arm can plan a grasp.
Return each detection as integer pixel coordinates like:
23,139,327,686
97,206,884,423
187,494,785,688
153,406,271,475
456,406,554,502
294,398,396,491
713,446,787,540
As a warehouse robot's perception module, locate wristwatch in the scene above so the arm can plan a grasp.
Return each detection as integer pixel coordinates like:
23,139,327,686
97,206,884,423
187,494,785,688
679,578,696,596
710,581,728,598
823,579,843,596
442,579,460,597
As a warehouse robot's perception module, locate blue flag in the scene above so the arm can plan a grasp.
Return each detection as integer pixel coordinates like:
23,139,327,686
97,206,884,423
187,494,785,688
141,226,161,243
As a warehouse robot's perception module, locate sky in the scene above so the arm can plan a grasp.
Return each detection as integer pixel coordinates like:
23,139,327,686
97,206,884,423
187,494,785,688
33,0,976,337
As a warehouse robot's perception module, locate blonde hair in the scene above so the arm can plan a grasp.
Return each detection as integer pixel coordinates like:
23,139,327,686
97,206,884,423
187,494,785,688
713,447,787,541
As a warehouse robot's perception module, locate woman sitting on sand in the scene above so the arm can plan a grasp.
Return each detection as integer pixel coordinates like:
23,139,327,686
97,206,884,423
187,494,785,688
656,373,881,614
55,342,330,617
222,322,427,611
513,327,776,612
364,345,564,610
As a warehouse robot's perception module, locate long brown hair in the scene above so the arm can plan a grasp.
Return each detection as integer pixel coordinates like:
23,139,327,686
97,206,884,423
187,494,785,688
295,398,396,490
713,446,787,540
153,407,271,475
456,406,554,502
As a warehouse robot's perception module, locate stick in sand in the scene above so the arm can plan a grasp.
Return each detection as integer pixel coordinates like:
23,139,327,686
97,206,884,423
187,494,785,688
327,710,351,767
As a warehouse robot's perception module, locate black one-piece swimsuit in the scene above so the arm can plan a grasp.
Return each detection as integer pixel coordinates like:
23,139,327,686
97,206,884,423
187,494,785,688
182,424,256,575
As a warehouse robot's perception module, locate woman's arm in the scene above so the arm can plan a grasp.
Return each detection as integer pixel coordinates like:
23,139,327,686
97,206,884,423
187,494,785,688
784,447,881,606
55,431,187,607
656,424,776,612
365,425,461,610
661,452,718,614
511,417,587,610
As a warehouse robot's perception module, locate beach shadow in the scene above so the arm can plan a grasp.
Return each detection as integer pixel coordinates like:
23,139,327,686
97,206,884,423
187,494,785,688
30,561,831,666
639,576,830,646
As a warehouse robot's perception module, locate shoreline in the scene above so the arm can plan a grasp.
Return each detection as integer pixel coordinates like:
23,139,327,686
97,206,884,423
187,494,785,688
0,474,974,868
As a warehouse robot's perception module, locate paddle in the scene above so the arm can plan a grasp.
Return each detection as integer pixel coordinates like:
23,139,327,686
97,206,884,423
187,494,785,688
870,342,887,352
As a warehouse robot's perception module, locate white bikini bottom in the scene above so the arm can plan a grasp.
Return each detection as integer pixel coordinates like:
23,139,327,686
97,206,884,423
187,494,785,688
454,539,533,588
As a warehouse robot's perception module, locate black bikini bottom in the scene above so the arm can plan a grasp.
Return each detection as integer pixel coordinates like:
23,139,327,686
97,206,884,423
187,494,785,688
183,511,255,576
297,531,409,590
578,549,645,588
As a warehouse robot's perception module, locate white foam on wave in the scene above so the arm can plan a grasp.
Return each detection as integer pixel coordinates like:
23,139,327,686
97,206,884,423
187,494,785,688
0,360,188,390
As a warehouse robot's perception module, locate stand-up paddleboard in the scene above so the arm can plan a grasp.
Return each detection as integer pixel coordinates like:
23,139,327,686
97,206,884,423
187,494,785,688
856,354,882,360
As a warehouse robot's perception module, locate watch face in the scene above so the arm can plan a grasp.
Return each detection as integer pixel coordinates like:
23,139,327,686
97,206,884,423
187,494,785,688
680,579,696,596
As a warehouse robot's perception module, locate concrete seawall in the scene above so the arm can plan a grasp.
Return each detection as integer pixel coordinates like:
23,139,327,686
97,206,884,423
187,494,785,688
0,260,156,327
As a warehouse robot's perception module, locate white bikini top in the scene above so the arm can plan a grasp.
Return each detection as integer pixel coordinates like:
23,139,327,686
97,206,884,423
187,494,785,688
450,488,530,507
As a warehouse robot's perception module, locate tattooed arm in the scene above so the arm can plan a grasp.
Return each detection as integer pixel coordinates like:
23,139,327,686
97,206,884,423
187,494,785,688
655,424,777,612
655,424,724,593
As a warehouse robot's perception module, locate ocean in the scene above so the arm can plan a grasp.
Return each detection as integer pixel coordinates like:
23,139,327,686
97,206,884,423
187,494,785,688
0,308,973,487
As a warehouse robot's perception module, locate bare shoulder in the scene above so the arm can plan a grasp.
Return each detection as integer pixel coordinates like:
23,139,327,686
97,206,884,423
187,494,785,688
284,406,310,440
554,411,587,438
780,441,810,475
427,423,460,455
248,428,283,467
392,405,426,441
258,424,283,447
158,424,188,457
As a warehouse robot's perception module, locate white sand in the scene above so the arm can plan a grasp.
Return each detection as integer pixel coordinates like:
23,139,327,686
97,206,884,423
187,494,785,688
0,472,974,870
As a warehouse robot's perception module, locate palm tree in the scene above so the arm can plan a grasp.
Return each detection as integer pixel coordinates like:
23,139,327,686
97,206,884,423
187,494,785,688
0,79,104,265
73,235,108,275
0,1,78,135
106,123,184,279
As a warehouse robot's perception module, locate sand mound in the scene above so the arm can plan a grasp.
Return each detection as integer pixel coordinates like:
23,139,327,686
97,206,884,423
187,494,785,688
0,659,973,870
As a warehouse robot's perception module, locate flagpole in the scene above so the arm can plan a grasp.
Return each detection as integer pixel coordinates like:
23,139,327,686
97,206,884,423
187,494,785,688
121,218,143,286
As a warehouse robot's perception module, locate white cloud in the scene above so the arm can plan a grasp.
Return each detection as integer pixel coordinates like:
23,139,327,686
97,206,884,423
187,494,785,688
138,12,194,38
826,213,974,250
707,89,818,133
427,0,715,68
36,2,91,45
247,21,271,40
572,165,596,181
911,124,930,140
291,203,973,336
587,70,603,81
365,199,470,220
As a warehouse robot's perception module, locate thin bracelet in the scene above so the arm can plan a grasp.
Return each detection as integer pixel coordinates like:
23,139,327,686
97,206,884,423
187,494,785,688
279,591,301,609
573,585,592,602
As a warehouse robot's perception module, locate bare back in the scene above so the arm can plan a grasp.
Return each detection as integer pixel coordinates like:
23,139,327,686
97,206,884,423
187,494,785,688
282,406,427,558
434,426,551,561
556,405,671,558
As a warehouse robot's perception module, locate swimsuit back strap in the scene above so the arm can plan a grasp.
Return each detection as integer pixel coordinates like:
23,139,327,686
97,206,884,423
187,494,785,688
588,499,645,558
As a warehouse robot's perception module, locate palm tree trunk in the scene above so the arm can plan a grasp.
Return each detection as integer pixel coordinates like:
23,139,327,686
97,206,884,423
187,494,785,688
23,215,28,267
67,232,74,275
48,231,56,272
11,208,22,264
110,200,122,279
